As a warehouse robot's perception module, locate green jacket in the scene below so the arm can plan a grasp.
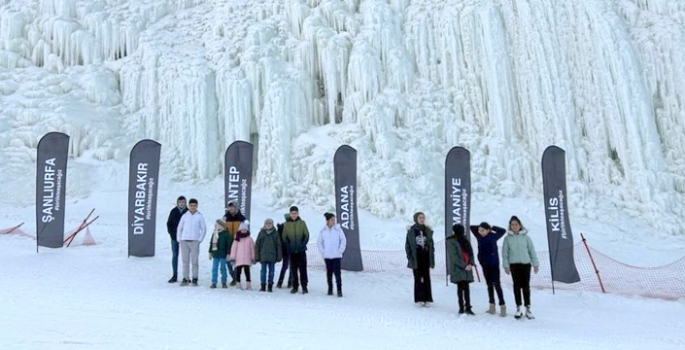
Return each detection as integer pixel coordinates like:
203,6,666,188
405,224,435,269
208,230,232,258
501,228,539,269
446,235,475,283
255,227,282,263
283,217,310,254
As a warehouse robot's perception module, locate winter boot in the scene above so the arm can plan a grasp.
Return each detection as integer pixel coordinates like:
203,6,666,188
191,278,198,286
180,279,190,286
168,275,177,283
237,282,243,290
458,307,465,314
229,279,237,287
290,286,298,294
486,303,496,315
514,306,523,320
465,307,475,316
276,278,283,289
259,284,266,292
499,305,507,317
222,282,228,289
525,306,535,319
337,282,342,297
210,283,217,289
246,282,252,290
287,280,293,289
267,284,273,292
327,285,333,296
302,286,308,294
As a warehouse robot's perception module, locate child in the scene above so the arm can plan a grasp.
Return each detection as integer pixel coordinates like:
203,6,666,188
208,219,232,289
317,212,347,297
502,215,540,319
470,222,507,316
229,221,255,290
447,224,475,315
255,218,282,292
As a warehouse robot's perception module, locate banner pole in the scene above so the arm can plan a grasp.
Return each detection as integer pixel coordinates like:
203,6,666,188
581,233,605,293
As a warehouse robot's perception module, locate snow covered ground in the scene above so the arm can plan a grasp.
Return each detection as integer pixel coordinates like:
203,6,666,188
1,164,685,349
5,143,685,349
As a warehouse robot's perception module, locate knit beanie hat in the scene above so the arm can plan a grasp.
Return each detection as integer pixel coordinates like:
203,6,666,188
238,221,249,232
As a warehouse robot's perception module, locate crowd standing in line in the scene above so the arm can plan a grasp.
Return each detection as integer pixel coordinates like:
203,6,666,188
165,197,540,319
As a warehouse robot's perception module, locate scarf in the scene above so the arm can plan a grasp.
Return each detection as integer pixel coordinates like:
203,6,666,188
235,231,250,242
210,227,221,251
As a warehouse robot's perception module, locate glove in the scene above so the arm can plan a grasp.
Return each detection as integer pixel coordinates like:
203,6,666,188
465,264,472,271
226,255,230,260
504,268,510,275
208,252,213,260
533,266,539,274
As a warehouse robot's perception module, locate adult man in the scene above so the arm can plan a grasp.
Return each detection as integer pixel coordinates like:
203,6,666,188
282,206,310,294
165,196,188,283
177,198,207,286
276,214,292,289
317,212,347,297
223,200,245,286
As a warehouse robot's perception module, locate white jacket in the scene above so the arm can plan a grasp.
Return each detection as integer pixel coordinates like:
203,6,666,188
177,211,207,242
317,224,347,259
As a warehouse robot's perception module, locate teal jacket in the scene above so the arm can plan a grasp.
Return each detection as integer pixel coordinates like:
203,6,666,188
501,228,539,269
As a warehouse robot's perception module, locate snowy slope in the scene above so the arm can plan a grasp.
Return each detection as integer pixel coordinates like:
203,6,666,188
1,1,685,240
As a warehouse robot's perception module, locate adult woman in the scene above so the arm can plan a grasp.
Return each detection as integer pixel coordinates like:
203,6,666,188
405,212,435,306
502,216,539,319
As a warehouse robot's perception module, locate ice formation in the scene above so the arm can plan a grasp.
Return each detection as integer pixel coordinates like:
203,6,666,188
1,0,685,232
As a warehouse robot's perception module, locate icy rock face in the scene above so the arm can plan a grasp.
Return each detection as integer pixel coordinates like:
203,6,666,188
1,0,685,232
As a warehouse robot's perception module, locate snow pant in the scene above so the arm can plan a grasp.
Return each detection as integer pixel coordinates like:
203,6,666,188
226,259,236,282
260,262,276,285
483,265,505,305
170,240,179,277
412,254,433,303
278,252,292,285
457,281,471,310
290,251,308,289
211,257,228,284
324,258,342,292
236,265,251,282
180,240,200,280
510,263,532,307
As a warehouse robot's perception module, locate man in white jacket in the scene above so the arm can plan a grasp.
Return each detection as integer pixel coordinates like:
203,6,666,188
317,212,347,297
177,198,207,286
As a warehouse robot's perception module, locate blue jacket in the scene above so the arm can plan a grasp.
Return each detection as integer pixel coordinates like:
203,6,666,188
470,225,506,267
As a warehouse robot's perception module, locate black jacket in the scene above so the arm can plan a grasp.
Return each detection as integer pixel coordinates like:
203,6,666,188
166,206,188,241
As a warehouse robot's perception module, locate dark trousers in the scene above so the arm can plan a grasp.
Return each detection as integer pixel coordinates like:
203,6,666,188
236,265,251,282
412,255,432,303
457,281,471,310
483,266,505,305
278,253,292,284
510,263,532,307
325,258,342,291
290,252,308,289
170,240,179,277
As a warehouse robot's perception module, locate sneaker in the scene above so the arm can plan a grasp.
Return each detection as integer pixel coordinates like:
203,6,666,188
191,279,198,286
180,279,190,286
525,306,535,319
222,283,228,289
210,283,217,289
514,306,523,319
168,276,177,283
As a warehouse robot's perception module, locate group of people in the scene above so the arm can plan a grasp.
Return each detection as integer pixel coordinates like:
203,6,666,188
405,213,540,319
165,196,348,297
165,196,540,318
